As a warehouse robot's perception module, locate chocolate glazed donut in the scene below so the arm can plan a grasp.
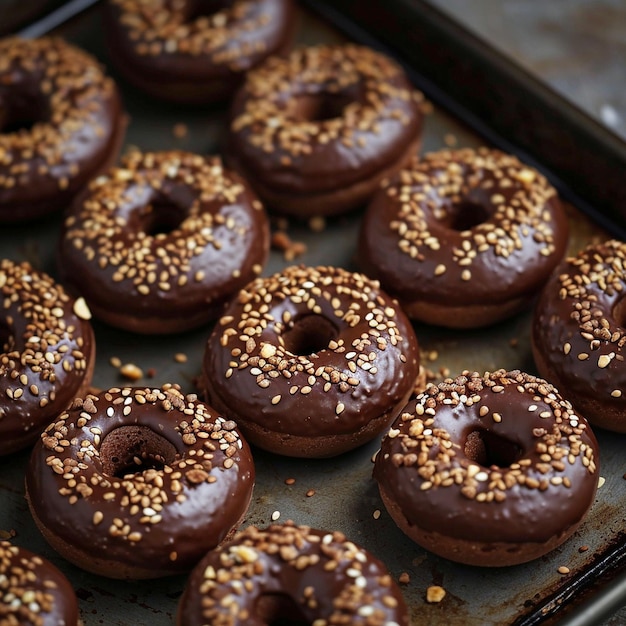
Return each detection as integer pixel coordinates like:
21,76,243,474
177,521,410,626
25,384,255,579
202,265,420,458
105,0,296,104
0,259,95,456
59,150,270,334
0,541,79,626
358,148,569,328
227,43,425,218
0,37,126,222
374,370,600,567
533,239,626,433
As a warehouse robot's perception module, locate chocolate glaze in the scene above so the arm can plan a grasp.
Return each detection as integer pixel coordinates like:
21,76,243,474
227,44,424,201
358,148,569,323
25,384,255,579
0,541,79,626
0,259,95,456
374,370,599,561
202,265,420,456
0,37,126,222
533,239,626,433
177,521,409,626
105,0,296,104
58,150,270,334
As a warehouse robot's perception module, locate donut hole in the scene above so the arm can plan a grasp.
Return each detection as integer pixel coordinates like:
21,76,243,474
464,429,523,468
290,92,358,123
254,593,309,624
185,0,234,20
99,426,178,478
444,201,493,231
611,298,626,328
140,200,188,237
281,314,338,356
0,93,49,134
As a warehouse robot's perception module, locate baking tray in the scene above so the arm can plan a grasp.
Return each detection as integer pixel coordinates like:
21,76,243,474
1,2,625,625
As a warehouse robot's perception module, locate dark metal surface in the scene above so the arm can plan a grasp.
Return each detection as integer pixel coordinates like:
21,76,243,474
0,2,625,625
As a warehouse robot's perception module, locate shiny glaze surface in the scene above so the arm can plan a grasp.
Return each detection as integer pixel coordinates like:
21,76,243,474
0,37,125,222
533,239,626,432
358,148,569,312
0,259,95,456
177,521,409,626
202,265,419,447
25,384,255,578
227,43,424,196
0,541,79,626
374,370,599,547
105,0,296,103
58,150,270,333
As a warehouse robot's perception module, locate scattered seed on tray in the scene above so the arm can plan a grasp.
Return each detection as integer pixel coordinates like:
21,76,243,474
306,489,315,497
558,566,570,575
285,478,296,485
308,216,326,232
120,363,143,381
271,510,280,521
444,133,457,147
373,509,381,520
579,545,589,553
172,123,188,138
399,572,410,585
174,352,188,363
110,356,122,368
598,476,606,488
146,368,157,378
271,230,307,262
426,585,446,603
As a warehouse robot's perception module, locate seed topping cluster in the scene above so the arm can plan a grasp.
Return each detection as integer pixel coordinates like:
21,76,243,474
113,0,271,66
557,240,626,376
232,44,423,159
0,542,62,626
0,37,116,192
216,266,408,410
64,151,262,297
0,259,90,414
386,370,597,503
193,521,403,625
39,384,243,545
387,148,559,281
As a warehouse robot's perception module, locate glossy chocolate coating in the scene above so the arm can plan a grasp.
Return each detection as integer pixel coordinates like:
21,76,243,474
0,37,126,222
58,151,270,334
0,259,95,456
177,522,410,626
202,265,420,456
0,541,79,626
227,44,424,202
374,370,600,564
533,239,626,433
105,0,296,104
25,384,255,579
358,148,569,324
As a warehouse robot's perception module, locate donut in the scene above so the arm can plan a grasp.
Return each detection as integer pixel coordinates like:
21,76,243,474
25,384,255,579
104,0,296,104
58,150,270,334
0,259,95,457
533,239,626,433
0,37,126,223
0,541,79,625
358,147,569,328
177,521,409,626
373,369,600,567
201,264,420,458
227,43,425,219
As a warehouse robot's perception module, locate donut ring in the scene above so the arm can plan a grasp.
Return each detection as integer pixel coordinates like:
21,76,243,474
227,43,425,218
374,369,600,567
533,239,626,433
0,541,79,625
201,265,420,458
105,0,296,104
0,37,126,222
0,259,95,456
358,148,569,328
177,521,409,626
59,150,270,334
25,384,255,579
